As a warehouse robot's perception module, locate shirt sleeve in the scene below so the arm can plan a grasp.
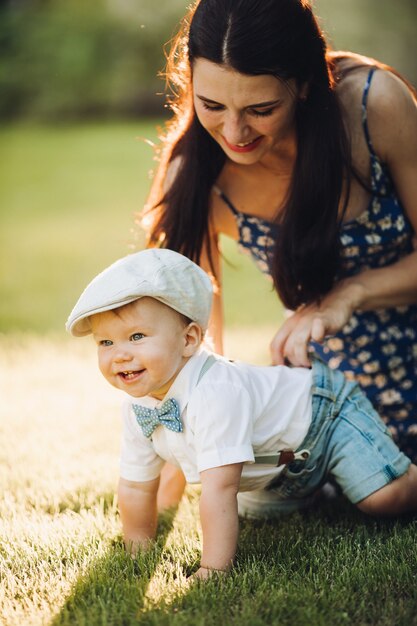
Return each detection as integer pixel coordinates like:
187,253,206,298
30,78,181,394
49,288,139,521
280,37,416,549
191,380,255,473
119,399,165,482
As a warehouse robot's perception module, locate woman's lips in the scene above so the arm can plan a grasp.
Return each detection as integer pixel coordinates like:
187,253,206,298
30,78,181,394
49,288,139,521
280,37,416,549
222,135,263,153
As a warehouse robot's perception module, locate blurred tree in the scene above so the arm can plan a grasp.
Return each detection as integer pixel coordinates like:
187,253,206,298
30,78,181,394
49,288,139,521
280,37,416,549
0,0,188,120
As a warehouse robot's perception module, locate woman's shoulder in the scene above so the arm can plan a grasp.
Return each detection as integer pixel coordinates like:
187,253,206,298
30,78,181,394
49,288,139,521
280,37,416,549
363,67,416,116
365,69,416,164
334,52,416,152
332,52,378,102
333,51,415,109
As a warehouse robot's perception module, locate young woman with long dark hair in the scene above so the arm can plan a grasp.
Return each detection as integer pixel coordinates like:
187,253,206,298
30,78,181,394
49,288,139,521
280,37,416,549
143,0,417,509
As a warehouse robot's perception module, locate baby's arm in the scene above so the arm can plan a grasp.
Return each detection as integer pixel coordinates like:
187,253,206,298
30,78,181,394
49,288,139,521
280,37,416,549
194,463,243,579
118,476,159,555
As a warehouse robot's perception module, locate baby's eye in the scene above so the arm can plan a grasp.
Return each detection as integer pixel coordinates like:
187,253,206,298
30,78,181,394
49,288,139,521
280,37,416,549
99,339,113,347
130,333,145,342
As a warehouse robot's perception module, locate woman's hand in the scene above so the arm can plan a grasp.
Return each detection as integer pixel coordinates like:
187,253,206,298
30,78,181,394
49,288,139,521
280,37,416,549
270,279,364,367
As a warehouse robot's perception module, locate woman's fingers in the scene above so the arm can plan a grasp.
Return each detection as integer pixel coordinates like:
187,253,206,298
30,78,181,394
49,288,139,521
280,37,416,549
270,285,354,367
311,316,326,343
271,309,327,367
290,330,312,367
270,319,295,365
282,321,313,367
270,313,312,367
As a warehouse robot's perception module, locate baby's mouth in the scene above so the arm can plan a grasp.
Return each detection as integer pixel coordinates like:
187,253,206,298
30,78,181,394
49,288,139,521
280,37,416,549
118,369,145,381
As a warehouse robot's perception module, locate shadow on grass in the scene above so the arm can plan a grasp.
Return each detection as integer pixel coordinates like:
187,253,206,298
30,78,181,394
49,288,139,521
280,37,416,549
132,499,417,626
50,507,180,626
50,497,417,626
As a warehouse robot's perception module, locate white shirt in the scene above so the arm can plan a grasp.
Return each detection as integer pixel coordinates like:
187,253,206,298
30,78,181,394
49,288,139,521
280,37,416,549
120,348,313,491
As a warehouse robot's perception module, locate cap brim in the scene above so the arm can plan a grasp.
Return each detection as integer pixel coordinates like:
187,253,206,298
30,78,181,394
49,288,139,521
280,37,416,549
66,296,144,337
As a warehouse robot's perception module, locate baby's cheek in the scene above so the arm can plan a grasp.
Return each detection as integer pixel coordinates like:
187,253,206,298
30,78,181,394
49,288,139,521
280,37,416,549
98,356,111,380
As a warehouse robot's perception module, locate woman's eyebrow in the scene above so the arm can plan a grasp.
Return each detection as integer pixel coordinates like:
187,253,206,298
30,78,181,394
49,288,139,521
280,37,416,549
196,94,281,108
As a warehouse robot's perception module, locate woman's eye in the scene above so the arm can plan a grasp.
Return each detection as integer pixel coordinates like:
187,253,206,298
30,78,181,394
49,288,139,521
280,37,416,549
131,333,145,342
250,108,275,117
100,340,113,347
201,102,224,112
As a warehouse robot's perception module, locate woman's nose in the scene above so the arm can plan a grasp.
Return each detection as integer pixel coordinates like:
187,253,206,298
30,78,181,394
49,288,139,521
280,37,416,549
222,113,249,145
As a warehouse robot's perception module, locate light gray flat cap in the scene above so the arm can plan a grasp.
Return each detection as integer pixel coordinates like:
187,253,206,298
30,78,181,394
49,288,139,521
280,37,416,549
66,248,213,336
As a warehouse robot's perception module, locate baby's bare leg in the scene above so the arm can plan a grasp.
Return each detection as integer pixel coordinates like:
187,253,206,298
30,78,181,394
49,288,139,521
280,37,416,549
356,464,417,516
157,462,186,512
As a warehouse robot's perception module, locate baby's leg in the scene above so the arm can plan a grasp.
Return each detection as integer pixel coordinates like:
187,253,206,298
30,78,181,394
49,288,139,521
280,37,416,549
327,384,414,513
357,463,417,516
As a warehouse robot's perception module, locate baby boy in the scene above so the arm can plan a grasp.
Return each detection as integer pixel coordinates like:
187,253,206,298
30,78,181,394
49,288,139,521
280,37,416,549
66,249,417,579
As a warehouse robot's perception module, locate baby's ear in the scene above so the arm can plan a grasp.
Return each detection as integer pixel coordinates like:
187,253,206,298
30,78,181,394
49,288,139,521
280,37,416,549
183,322,202,357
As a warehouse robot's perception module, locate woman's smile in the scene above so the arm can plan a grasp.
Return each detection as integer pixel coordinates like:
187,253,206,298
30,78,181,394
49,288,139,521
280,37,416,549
193,58,300,165
222,135,264,153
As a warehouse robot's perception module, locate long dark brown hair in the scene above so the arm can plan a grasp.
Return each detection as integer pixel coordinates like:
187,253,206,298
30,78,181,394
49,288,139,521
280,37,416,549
144,0,380,308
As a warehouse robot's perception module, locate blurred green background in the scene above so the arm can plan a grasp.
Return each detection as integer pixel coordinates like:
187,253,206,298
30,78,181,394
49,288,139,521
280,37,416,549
1,0,416,334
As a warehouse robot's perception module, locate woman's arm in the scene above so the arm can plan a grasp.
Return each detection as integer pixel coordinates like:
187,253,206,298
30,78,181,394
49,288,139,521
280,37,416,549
192,463,242,580
118,476,159,555
271,70,417,367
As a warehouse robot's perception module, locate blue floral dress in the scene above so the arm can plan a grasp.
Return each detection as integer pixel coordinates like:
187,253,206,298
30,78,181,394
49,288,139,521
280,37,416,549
216,69,417,462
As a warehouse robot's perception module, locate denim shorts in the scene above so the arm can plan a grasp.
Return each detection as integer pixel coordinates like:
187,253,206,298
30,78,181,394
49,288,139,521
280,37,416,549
237,359,411,518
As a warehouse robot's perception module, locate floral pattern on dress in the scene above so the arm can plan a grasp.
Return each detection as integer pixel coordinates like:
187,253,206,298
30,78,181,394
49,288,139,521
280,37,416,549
313,153,417,462
217,69,417,462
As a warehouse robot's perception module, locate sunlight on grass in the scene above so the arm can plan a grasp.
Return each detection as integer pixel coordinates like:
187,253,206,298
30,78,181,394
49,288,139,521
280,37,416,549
1,335,416,626
0,335,122,625
0,329,272,625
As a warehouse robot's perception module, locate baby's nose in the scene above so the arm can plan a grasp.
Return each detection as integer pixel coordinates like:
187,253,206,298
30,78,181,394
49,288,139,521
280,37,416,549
114,349,133,362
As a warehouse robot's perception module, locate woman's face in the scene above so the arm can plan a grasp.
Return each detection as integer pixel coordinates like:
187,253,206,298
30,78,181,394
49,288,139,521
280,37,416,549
192,58,303,165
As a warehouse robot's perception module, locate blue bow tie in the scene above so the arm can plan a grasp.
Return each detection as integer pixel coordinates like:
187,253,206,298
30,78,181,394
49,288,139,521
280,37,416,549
132,398,183,438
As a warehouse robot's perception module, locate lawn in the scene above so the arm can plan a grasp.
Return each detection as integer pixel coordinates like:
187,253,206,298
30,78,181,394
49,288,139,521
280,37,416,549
1,334,417,626
0,122,282,334
0,123,416,626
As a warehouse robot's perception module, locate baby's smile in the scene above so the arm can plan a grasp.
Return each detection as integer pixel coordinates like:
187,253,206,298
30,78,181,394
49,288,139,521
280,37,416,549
118,369,145,382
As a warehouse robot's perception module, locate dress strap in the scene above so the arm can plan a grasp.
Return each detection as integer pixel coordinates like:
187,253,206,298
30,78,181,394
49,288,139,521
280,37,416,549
361,67,377,157
213,185,239,216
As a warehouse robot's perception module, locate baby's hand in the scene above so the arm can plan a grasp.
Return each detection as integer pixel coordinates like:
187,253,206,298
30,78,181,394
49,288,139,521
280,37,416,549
188,566,228,582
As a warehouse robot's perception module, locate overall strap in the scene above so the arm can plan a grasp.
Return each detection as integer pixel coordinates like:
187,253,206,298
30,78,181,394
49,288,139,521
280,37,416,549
196,353,310,467
196,353,218,385
254,449,310,466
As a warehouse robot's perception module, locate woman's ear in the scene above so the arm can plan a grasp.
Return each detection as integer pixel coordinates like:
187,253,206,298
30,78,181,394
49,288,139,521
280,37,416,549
182,322,203,357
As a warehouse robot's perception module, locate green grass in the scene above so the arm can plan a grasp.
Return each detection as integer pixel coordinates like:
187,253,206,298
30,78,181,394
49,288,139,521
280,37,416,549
1,335,416,626
0,122,282,334
1,123,416,625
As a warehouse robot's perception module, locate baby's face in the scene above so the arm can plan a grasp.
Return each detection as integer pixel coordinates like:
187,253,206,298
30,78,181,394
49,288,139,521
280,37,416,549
91,297,197,400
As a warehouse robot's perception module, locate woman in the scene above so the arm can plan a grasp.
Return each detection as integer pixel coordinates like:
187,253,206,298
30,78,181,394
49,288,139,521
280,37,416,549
143,0,417,489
